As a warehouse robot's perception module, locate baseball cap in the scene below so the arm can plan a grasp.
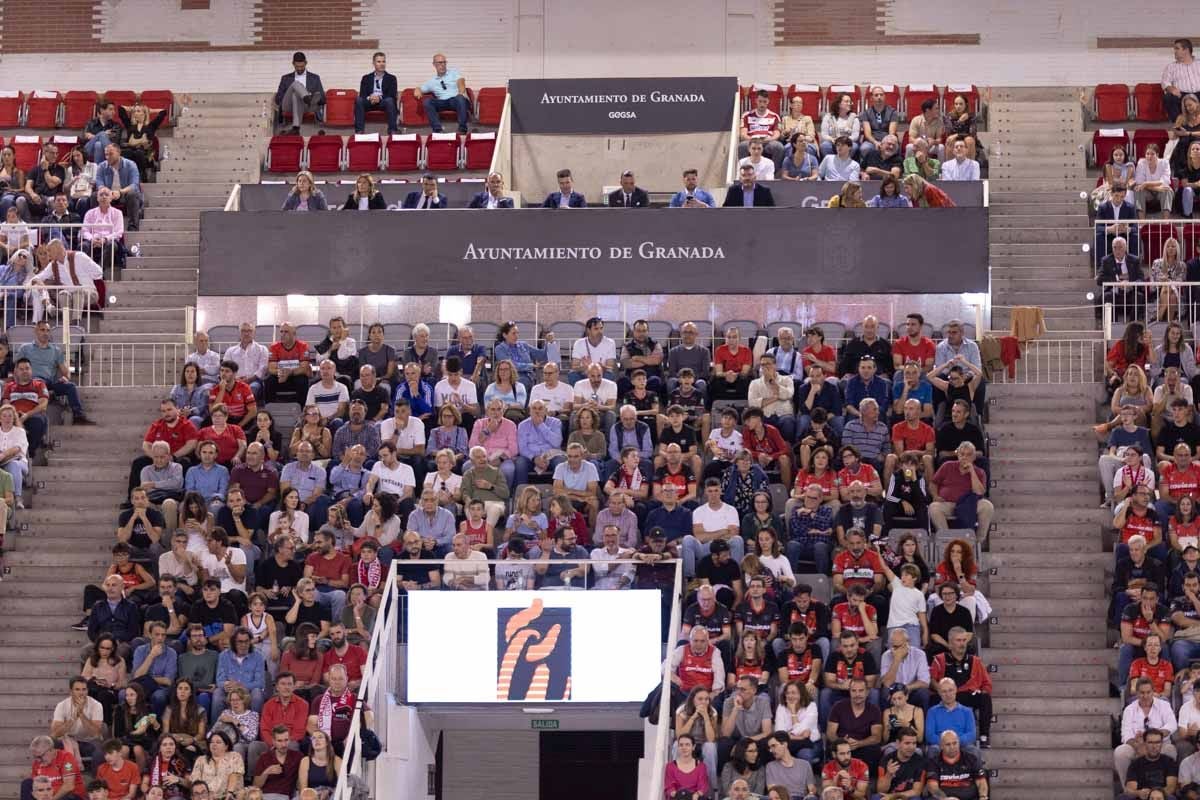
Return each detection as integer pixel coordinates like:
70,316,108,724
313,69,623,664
646,526,667,540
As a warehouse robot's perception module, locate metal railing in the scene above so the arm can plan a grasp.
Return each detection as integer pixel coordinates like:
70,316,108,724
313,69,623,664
988,337,1108,384
0,285,95,331
2,222,123,280
73,339,191,387
1090,219,1200,274
1101,281,1200,330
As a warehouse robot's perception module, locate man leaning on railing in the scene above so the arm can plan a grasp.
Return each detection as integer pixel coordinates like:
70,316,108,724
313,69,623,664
28,239,101,326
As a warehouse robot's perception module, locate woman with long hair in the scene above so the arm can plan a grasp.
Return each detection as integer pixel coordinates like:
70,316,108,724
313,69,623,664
178,491,213,551
730,629,772,691
65,146,96,217
426,408,468,472
883,531,932,591
1152,321,1196,385
867,174,912,207
269,486,311,554
1151,237,1188,321
1134,143,1173,220
935,538,985,620
282,170,328,211
566,406,606,465
251,409,283,463
118,102,169,180
212,684,260,765
112,683,160,769
1180,140,1200,218
142,733,190,798
773,680,819,762
742,490,785,543
341,173,387,210
171,363,209,428
1105,321,1150,394
242,591,279,674
0,145,27,221
162,677,207,765
298,729,342,795
902,173,955,208
1110,364,1154,428
943,94,980,160
353,490,401,555
819,92,861,158
493,321,557,389
279,623,324,701
719,737,766,798
504,484,548,549
1170,495,1200,567
1170,93,1200,172
81,634,126,725
830,181,866,208
881,682,925,753
483,359,528,422
188,730,243,800
673,688,719,793
664,733,710,800
290,404,332,460
755,527,796,593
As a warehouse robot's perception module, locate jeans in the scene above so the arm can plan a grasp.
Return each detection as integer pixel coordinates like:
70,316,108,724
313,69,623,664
316,586,347,621
22,414,47,456
3,458,27,495
354,95,399,133
0,192,28,222
513,454,565,488
787,538,832,575
681,534,745,578
766,413,797,443
423,94,471,132
1172,638,1200,671
1118,643,1142,690
1184,185,1197,217
889,624,923,650
46,378,85,415
85,132,113,163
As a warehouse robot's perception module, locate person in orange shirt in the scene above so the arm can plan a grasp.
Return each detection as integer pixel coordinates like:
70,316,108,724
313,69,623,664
95,741,140,800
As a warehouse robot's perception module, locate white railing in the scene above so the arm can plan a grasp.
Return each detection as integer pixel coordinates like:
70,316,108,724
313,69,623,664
1090,219,1200,274
3,222,123,280
988,337,1107,384
647,558,685,800
1101,281,1200,331
73,339,191,387
0,285,95,330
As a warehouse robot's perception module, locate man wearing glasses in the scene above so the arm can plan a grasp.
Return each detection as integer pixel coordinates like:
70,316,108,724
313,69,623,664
416,53,470,134
1115,677,1178,785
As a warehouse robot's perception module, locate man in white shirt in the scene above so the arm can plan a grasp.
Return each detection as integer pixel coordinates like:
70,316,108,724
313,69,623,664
50,677,105,764
223,322,270,399
738,139,776,181
378,398,427,486
433,355,480,429
362,442,416,515
748,353,796,442
529,362,575,424
1115,677,1179,784
590,524,635,589
573,363,618,432
30,239,102,323
442,532,489,589
201,527,248,596
569,317,617,383
939,140,980,181
305,359,349,430
1164,38,1200,122
684,478,745,577
768,327,806,382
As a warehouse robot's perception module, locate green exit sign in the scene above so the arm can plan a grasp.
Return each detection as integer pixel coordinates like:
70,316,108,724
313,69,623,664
531,719,559,730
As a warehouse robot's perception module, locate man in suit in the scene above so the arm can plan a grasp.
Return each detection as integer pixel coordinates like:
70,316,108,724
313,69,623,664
542,169,587,208
608,170,650,208
355,51,399,134
1095,183,1140,268
274,51,325,134
1096,235,1144,321
469,173,514,209
402,174,449,209
722,163,775,207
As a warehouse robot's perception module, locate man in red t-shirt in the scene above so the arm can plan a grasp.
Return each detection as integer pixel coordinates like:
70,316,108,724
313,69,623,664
832,529,888,623
891,313,936,374
1158,442,1200,523
4,358,50,457
210,361,258,429
930,442,993,539
742,408,793,487
25,735,84,800
821,738,870,798
831,584,881,658
127,397,199,499
95,741,138,800
265,322,313,405
887,397,936,486
738,89,784,169
320,624,368,690
304,529,352,621
711,327,753,402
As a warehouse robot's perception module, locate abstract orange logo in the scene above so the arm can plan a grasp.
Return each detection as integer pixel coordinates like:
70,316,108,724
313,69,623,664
496,599,572,701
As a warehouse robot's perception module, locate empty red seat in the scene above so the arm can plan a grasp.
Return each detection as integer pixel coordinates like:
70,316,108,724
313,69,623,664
464,131,496,170
324,89,358,127
25,91,61,128
10,136,43,171
306,134,344,173
0,92,24,127
424,132,460,171
63,91,99,129
1093,84,1131,122
475,87,507,126
104,90,136,109
944,84,980,115
1134,83,1167,122
401,89,429,127
1132,128,1170,158
346,133,382,171
51,135,81,163
1092,129,1130,167
139,90,175,127
786,84,822,118
903,84,940,119
266,135,304,173
384,133,420,171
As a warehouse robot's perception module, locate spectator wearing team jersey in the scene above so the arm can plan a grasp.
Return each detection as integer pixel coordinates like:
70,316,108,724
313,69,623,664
886,398,935,483
1172,571,1200,672
776,623,824,698
1117,678,1179,785
925,731,987,800
128,398,199,500
820,631,880,728
832,527,887,616
930,628,993,749
656,438,701,506
820,737,869,800
1116,485,1166,562
839,446,883,505
1129,632,1175,701
734,575,782,647
891,315,935,375
682,584,735,662
669,625,726,707
739,90,785,171
1115,535,1168,625
929,442,993,539
830,584,881,663
209,361,258,430
1113,446,1157,511
1120,583,1174,695
1159,442,1200,521
1157,399,1200,463
843,357,891,423
263,323,312,405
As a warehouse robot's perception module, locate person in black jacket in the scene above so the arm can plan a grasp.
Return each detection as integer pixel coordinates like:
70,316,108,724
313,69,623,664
608,170,650,207
722,163,775,207
469,173,514,208
355,52,399,134
340,174,387,211
1095,183,1140,267
1096,235,1145,321
274,52,325,134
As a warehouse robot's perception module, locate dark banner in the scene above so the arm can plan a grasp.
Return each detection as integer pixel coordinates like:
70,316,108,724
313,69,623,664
768,180,986,208
508,77,738,135
200,207,988,296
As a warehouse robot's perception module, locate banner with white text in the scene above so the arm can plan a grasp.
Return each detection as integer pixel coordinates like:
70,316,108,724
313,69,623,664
508,77,738,134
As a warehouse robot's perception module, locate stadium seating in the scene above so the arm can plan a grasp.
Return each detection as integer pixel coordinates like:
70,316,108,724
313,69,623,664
902,83,939,117
104,90,137,110
324,89,358,127
306,134,345,173
10,135,42,171
1132,128,1169,158
24,91,62,128
1133,82,1166,121
400,90,429,127
464,131,496,170
63,90,99,129
346,133,383,171
424,132,461,171
0,91,24,127
475,87,507,125
266,134,305,173
786,84,823,116
139,90,176,127
1093,83,1131,122
384,133,421,171
1091,129,1130,167
945,83,980,115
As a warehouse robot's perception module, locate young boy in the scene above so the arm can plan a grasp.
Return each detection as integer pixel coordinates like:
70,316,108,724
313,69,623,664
667,368,710,439
96,740,139,800
703,407,742,481
458,498,494,556
882,562,928,650
655,405,702,477
882,451,930,532
623,369,659,429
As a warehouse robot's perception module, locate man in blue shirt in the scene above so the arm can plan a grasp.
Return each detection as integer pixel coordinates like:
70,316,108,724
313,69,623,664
185,441,230,514
18,320,95,424
668,169,716,208
925,678,981,760
130,621,178,715
95,143,142,230
515,400,564,487
417,53,470,134
843,356,891,422
644,482,693,541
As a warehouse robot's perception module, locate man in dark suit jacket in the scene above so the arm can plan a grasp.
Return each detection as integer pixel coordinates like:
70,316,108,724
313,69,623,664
608,170,650,208
1095,183,1139,267
402,174,449,209
469,173,514,209
542,168,587,208
722,163,775,207
355,51,399,134
1096,235,1144,321
274,51,325,133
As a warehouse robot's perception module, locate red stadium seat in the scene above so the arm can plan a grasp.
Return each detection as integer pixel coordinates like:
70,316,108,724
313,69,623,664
464,131,496,170
475,87,507,126
104,90,137,109
0,92,24,127
51,135,81,164
1093,84,1131,122
10,135,43,171
1133,83,1166,122
266,135,304,173
324,89,358,127
1132,128,1170,159
346,133,382,171
748,82,784,113
859,84,901,112
786,84,822,118
825,84,860,114
63,91,99,129
1091,129,1130,167
903,84,940,120
401,89,428,127
945,84,980,115
139,90,176,127
25,91,62,128
384,133,421,171
306,134,344,173
424,132,460,171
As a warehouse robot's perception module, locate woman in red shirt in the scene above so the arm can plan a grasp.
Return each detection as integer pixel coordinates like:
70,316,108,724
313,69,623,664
791,447,838,511
902,174,956,208
1105,321,1150,393
712,326,754,401
197,405,247,466
1128,633,1174,699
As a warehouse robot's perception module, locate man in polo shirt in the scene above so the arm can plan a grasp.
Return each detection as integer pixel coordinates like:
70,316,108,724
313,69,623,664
128,398,197,500
3,358,50,458
210,360,258,429
229,443,278,532
552,442,600,527
250,676,307,768
280,441,329,530
252,724,303,800
18,320,93,425
842,398,890,473
23,735,83,800
264,323,312,405
417,52,470,135
929,442,993,539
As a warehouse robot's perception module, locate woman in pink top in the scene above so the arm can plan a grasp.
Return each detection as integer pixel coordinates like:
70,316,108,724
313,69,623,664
664,734,711,799
469,398,518,489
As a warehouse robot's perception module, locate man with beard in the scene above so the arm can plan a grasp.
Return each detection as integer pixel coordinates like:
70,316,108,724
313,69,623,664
320,623,367,691
876,726,925,798
820,737,869,800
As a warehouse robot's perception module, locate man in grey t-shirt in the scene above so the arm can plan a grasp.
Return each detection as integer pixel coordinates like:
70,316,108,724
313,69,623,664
667,322,712,392
765,732,818,799
720,675,773,764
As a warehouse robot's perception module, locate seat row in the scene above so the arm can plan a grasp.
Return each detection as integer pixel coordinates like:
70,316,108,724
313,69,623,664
739,82,981,120
1091,128,1173,166
284,86,507,128
0,134,92,170
265,131,495,174
1092,83,1173,123
0,89,175,130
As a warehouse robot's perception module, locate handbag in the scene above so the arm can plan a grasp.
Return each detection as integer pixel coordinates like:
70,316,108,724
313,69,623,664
359,726,382,761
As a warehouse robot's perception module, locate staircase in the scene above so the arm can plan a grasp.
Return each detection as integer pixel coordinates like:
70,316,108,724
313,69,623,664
988,89,1097,336
0,94,269,794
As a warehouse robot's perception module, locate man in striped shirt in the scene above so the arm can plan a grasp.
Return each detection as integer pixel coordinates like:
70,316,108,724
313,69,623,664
1164,38,1200,122
841,398,891,472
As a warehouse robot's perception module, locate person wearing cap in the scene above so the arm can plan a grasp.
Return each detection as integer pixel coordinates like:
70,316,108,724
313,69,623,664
633,525,680,633
608,170,649,208
402,174,449,209
274,52,325,134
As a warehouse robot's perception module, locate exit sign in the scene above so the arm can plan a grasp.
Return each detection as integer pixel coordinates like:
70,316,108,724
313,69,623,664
531,719,559,730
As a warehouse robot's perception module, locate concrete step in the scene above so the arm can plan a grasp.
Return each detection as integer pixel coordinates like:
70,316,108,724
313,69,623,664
984,647,1111,666
990,615,1106,633
138,218,201,232
2,570,114,590
984,662,1107,682
988,466,1096,482
95,317,187,335
990,536,1100,554
990,768,1110,789
990,178,1097,192
983,748,1109,770
21,522,129,540
988,581,1104,600
990,241,1091,255
991,679,1107,699
989,789,1110,800
986,551,1108,569
105,279,196,297
989,631,1107,648
141,184,230,201
147,205,223,218
989,213,1091,229
989,730,1110,750
127,231,200,246
122,265,199,281
991,227,1093,244
990,189,1092,204
4,550,111,567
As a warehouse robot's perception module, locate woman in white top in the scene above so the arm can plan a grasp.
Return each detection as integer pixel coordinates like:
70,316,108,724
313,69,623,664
0,403,29,503
268,487,311,554
423,448,463,516
753,527,795,591
773,680,819,762
1133,142,1174,219
242,591,279,674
